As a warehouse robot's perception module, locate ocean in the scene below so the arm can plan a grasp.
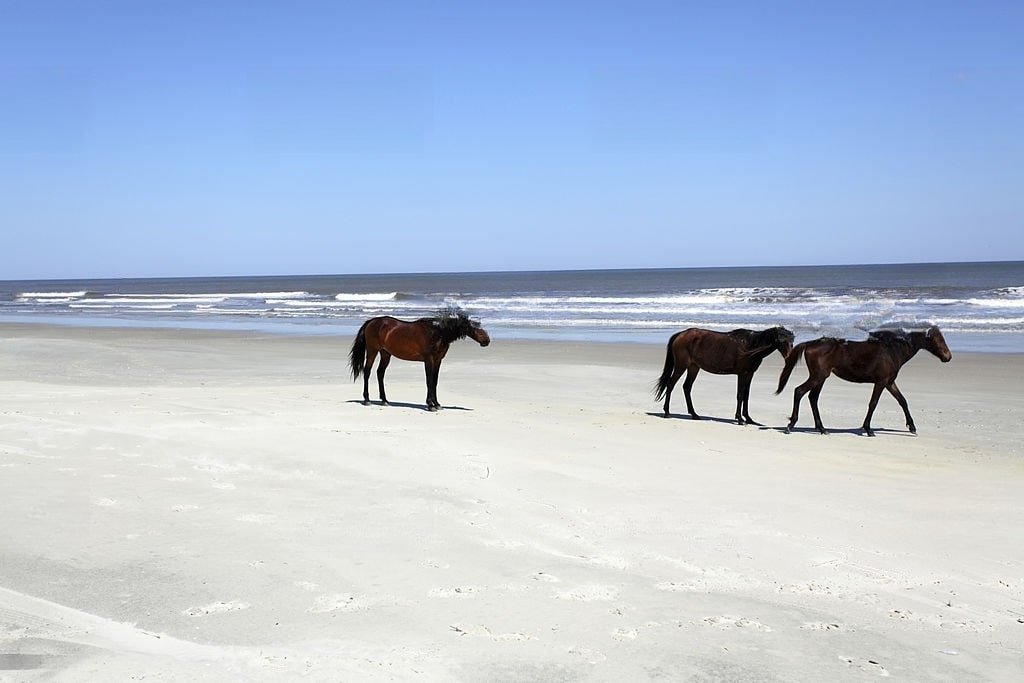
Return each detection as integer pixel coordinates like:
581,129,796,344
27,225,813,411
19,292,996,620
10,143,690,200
1,262,1022,352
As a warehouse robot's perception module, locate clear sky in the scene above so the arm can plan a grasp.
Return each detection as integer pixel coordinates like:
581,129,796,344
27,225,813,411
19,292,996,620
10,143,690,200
1,1,1022,279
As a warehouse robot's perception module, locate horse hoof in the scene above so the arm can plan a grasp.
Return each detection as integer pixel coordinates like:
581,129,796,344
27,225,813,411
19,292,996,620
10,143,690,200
361,400,370,406
783,426,792,434
381,400,390,406
863,429,875,437
690,414,702,421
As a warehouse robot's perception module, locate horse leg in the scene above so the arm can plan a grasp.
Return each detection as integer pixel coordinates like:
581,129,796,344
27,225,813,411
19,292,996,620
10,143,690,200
682,366,701,420
422,359,436,410
361,349,378,405
739,374,759,425
376,351,392,405
662,368,684,418
887,382,916,433
808,384,827,434
861,383,885,436
785,377,815,433
430,360,443,409
422,358,443,411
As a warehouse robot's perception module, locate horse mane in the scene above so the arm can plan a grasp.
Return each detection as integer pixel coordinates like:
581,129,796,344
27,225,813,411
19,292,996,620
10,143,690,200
868,329,913,349
734,326,793,355
428,306,480,343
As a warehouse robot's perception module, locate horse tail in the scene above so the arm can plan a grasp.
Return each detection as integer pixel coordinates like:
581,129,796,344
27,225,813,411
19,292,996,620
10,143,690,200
349,320,369,381
775,341,808,394
653,331,683,400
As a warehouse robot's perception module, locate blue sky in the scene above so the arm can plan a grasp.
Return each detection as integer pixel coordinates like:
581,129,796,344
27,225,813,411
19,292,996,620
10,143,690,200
1,1,1021,279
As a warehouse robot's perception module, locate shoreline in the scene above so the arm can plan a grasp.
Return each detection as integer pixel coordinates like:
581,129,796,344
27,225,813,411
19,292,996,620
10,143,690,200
1,324,1022,680
3,317,1023,354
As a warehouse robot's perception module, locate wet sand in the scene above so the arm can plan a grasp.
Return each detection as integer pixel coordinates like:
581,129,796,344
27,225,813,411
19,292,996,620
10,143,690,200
1,324,1022,681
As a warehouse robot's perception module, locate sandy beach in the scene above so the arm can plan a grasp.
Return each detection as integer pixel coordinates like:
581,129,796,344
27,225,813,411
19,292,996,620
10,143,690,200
1,323,1022,681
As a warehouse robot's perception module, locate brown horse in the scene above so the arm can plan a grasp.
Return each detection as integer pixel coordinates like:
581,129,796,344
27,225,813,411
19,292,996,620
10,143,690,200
776,326,952,436
349,309,490,411
654,326,794,424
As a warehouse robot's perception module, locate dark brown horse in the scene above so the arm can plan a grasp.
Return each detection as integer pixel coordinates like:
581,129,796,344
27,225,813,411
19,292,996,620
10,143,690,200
349,309,490,411
776,326,952,436
654,326,794,424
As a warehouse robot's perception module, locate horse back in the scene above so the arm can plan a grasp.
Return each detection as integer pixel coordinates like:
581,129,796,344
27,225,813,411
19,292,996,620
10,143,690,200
816,339,899,384
672,328,749,374
366,316,440,362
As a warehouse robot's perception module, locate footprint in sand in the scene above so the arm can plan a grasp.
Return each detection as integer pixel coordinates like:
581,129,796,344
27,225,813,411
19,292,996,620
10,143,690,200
554,585,619,601
183,600,250,617
308,593,396,613
424,558,450,569
612,628,639,640
839,656,890,677
531,572,560,583
93,498,118,507
800,621,847,631
702,616,773,632
429,586,484,598
940,619,991,632
308,593,364,613
449,623,534,641
655,581,700,592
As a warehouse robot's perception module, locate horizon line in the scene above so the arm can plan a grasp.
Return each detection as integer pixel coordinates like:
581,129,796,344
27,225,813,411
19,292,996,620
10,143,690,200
2,258,1022,284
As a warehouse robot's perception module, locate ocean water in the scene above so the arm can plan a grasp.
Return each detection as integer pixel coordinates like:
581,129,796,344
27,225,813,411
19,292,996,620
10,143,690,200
1,262,1022,352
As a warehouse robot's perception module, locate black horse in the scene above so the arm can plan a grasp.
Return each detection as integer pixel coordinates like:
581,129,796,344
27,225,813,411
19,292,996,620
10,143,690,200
654,326,794,424
776,326,952,436
349,308,490,411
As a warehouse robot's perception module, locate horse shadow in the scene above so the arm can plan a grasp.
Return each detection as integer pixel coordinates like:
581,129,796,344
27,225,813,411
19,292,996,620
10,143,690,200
645,411,754,426
771,425,915,437
345,399,472,412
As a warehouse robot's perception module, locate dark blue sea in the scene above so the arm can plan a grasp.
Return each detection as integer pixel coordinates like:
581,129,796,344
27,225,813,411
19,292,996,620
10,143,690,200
1,262,1022,352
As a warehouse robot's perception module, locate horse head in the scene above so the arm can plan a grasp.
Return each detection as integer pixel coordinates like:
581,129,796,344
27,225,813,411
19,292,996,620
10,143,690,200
435,307,490,346
774,326,795,358
468,322,491,347
925,325,952,362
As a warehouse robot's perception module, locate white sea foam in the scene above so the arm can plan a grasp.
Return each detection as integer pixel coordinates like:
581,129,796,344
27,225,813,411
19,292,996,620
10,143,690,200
334,292,399,301
70,303,178,310
73,297,227,305
268,299,407,308
19,291,87,299
964,297,1024,309
116,291,310,300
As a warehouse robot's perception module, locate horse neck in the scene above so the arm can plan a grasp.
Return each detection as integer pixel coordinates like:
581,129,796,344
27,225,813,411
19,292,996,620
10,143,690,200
747,329,779,358
436,326,465,345
891,335,922,366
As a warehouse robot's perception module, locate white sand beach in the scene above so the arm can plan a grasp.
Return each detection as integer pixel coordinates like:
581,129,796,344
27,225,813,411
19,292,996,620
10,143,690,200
1,324,1022,681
